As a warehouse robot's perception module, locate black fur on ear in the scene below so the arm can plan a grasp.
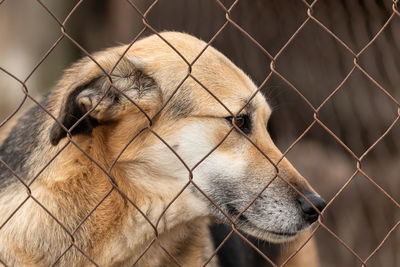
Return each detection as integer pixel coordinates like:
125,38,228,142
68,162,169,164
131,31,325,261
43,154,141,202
49,57,159,146
49,79,102,146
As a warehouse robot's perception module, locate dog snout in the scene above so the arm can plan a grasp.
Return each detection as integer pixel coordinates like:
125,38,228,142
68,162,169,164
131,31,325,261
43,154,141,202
297,193,326,224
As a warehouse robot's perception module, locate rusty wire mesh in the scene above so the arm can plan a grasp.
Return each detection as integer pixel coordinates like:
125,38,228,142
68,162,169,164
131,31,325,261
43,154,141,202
0,0,399,266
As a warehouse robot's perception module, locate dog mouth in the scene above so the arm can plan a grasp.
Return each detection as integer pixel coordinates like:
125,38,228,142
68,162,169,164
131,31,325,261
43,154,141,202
268,231,297,237
224,204,299,240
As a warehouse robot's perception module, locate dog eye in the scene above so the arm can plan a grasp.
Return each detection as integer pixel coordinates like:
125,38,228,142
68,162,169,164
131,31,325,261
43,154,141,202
225,114,251,134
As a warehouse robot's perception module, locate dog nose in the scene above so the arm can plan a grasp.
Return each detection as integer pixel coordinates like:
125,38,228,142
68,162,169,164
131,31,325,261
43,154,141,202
297,194,326,224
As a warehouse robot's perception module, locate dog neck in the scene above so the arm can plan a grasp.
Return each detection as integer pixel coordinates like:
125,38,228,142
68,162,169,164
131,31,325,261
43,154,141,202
36,133,213,265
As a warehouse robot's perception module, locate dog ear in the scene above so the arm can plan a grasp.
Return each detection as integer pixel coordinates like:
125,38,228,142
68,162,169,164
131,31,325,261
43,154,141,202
49,57,159,145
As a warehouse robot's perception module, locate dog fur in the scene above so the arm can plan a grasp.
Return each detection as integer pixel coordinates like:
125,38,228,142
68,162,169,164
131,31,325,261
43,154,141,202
0,32,324,266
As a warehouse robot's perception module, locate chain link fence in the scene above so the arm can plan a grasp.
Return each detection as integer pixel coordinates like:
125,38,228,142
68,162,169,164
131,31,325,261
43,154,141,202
0,0,399,266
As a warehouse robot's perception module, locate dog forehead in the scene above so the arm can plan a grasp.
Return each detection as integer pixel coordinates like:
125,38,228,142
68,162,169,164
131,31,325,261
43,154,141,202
188,58,266,115
195,90,271,117
123,32,271,115
125,32,254,85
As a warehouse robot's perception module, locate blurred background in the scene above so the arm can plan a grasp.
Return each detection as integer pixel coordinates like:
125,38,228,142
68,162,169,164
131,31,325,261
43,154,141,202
0,0,399,266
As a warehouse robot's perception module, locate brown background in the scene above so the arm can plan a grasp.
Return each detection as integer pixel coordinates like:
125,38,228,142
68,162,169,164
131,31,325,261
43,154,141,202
0,0,399,266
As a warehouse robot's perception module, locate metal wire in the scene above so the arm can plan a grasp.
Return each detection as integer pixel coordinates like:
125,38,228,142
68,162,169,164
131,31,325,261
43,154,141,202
0,0,399,266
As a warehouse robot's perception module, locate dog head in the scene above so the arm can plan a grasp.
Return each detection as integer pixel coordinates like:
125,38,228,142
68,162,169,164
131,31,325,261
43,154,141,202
49,32,325,243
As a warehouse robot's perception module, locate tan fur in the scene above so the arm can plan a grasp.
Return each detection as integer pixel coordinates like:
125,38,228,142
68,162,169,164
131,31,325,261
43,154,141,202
0,32,321,266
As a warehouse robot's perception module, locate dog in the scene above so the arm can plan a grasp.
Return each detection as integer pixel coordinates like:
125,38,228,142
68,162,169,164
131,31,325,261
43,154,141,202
0,32,326,266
